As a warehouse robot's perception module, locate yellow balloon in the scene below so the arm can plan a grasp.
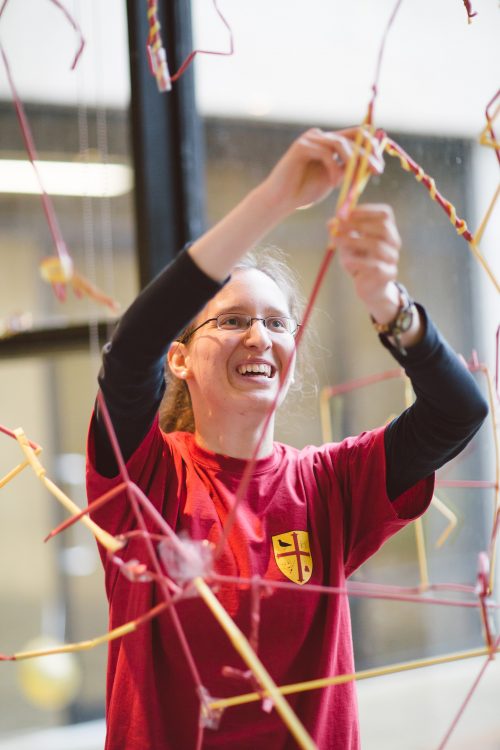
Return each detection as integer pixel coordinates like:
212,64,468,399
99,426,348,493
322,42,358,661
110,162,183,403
17,636,82,711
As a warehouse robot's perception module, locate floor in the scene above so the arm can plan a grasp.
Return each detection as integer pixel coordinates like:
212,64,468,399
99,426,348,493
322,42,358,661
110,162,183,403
0,657,498,749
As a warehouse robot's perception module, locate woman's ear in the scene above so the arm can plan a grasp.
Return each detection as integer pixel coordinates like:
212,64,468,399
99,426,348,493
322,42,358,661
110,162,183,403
167,341,191,380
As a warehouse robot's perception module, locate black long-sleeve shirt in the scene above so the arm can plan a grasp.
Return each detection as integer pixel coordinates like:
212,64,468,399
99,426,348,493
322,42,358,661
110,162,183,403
94,249,488,499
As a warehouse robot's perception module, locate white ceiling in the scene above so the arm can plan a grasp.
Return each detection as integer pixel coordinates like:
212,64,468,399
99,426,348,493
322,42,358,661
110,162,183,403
0,0,498,137
0,0,130,108
193,0,500,137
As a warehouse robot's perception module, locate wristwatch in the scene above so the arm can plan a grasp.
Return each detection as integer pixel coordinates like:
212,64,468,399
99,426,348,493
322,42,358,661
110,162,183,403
371,283,416,355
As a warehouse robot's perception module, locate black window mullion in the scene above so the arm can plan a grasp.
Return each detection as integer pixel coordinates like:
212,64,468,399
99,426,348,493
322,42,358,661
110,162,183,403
127,0,206,287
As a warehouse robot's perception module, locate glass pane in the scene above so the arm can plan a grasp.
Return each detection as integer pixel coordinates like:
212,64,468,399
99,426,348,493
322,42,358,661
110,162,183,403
0,0,137,333
0,0,132,740
0,351,107,735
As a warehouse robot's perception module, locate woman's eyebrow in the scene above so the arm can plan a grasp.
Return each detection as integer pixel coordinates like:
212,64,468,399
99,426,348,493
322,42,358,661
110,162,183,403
215,305,291,316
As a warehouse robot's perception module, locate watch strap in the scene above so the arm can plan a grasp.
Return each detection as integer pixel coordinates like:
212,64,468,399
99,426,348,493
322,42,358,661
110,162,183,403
371,283,416,355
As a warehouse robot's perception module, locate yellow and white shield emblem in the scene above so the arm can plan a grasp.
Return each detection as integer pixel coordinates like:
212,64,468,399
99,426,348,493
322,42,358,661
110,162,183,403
272,530,313,585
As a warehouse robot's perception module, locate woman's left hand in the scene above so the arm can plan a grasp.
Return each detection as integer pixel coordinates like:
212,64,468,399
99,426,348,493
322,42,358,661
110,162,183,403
332,203,403,323
332,203,424,347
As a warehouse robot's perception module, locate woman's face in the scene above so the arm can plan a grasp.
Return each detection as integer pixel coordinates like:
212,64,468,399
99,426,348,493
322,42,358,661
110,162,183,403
174,268,297,420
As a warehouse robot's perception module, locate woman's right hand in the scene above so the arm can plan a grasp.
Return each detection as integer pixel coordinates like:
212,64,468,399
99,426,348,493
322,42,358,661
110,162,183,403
259,127,384,217
188,127,384,283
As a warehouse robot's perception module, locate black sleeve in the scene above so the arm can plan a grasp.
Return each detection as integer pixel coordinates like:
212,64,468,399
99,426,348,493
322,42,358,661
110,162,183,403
382,306,489,500
94,249,226,477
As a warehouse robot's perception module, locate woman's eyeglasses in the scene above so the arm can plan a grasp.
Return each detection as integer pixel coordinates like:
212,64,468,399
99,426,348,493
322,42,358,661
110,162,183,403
178,313,300,344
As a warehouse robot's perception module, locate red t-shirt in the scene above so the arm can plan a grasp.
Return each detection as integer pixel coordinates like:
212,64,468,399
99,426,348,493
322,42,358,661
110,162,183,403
87,417,433,750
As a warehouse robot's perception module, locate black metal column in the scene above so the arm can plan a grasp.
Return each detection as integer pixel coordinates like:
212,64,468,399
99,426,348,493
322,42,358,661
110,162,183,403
127,0,206,287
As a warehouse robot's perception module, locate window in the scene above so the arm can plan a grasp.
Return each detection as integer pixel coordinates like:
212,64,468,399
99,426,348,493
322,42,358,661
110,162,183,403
0,0,134,734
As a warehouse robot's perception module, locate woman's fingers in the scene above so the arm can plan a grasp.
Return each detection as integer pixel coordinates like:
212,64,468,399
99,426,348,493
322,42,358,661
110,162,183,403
295,134,343,186
262,127,386,215
333,204,401,249
336,235,399,264
307,128,385,176
338,252,398,281
332,203,401,302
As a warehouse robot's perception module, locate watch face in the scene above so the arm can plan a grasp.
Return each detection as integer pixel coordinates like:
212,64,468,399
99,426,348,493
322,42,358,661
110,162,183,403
397,309,414,332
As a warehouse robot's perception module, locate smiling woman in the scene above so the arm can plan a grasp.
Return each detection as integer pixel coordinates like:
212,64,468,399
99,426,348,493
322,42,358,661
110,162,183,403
87,127,487,750
160,246,305,435
166,266,298,460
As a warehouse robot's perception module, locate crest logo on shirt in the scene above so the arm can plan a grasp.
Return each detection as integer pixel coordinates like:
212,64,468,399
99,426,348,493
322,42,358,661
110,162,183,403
272,530,313,585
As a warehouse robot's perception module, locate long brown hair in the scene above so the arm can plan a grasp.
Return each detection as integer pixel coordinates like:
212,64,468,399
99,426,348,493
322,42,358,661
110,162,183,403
159,246,307,433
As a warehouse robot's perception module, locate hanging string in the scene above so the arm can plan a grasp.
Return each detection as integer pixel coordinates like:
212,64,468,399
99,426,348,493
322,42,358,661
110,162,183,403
462,0,478,24
215,0,407,561
73,0,100,366
0,43,74,294
0,0,119,310
146,0,234,92
92,0,117,342
367,0,404,125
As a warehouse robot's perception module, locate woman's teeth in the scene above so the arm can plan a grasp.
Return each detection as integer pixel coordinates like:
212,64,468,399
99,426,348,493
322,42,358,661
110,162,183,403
237,363,272,377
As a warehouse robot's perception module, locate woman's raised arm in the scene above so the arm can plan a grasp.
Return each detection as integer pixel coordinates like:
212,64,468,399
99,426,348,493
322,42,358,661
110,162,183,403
188,127,383,281
92,128,382,475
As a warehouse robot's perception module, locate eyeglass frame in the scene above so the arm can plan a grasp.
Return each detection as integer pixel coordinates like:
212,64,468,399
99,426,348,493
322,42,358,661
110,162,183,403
177,313,301,344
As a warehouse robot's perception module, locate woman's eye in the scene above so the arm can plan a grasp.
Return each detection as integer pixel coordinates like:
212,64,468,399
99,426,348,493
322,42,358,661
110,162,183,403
269,317,286,330
219,315,246,329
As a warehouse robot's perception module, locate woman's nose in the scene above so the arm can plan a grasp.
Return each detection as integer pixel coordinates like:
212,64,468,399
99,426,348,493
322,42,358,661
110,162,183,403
243,318,272,348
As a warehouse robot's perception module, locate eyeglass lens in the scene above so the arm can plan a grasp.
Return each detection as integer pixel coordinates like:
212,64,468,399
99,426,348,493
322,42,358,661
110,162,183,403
216,313,296,334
